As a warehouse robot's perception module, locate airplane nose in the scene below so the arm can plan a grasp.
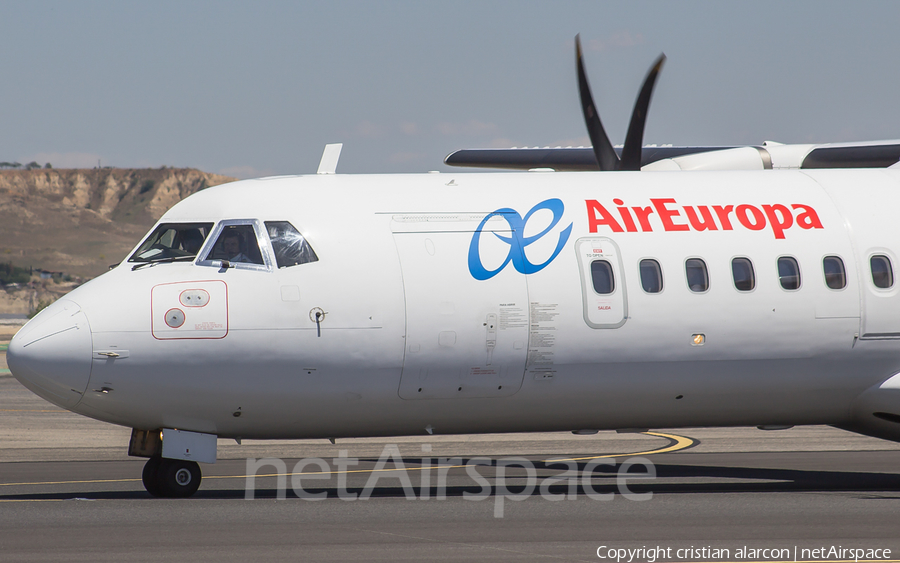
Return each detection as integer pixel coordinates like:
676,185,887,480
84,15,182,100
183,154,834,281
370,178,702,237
7,299,92,409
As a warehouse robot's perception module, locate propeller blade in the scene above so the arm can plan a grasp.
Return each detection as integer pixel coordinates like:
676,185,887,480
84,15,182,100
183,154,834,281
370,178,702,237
576,34,618,171
620,54,666,171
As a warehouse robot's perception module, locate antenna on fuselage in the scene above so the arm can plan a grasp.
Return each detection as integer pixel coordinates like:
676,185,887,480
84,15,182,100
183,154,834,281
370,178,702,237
317,143,343,174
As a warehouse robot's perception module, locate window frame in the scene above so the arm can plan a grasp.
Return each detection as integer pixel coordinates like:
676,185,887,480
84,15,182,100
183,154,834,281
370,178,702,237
869,254,894,290
638,258,664,294
684,257,710,294
776,256,802,291
822,255,847,291
196,219,274,272
731,256,756,292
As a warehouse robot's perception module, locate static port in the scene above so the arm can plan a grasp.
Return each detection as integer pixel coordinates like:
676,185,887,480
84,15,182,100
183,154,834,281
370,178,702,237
165,308,185,328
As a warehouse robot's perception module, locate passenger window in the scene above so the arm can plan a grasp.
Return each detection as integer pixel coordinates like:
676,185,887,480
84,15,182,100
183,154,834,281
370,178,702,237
685,258,709,293
129,223,214,264
823,256,846,290
777,256,801,290
590,260,615,294
731,257,755,291
870,255,893,289
639,259,663,293
207,225,265,265
265,221,319,268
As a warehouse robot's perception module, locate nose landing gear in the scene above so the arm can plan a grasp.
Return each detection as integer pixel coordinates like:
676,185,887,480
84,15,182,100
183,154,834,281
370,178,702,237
142,456,202,498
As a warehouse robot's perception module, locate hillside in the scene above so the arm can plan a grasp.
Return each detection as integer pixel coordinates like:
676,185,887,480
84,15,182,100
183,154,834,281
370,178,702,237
0,168,236,279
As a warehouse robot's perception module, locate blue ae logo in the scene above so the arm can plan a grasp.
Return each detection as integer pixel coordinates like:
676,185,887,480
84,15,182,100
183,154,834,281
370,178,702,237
468,198,573,280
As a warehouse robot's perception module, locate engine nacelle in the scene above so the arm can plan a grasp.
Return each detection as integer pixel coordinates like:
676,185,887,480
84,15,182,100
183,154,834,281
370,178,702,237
642,146,771,171
642,143,826,172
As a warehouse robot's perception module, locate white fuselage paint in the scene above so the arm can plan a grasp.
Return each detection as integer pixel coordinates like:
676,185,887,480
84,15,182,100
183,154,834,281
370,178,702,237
13,169,900,443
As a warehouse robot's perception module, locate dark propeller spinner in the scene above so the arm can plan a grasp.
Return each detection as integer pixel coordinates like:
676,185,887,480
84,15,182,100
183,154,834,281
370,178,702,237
576,34,665,171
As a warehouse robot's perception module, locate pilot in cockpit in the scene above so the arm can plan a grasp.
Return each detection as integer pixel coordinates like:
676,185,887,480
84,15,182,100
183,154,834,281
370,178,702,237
181,229,205,255
221,230,252,263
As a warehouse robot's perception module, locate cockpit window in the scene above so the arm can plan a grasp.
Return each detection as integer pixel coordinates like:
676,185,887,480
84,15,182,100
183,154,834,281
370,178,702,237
206,225,265,265
129,223,214,263
265,221,318,268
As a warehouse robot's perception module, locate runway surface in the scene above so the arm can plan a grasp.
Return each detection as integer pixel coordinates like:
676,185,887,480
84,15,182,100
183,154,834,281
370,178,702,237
2,327,900,562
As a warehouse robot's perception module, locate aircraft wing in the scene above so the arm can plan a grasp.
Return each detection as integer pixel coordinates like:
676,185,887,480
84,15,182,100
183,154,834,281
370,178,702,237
444,140,900,171
444,146,739,171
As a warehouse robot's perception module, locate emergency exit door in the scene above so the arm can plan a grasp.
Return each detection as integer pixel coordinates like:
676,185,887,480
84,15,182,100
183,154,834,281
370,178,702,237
575,237,628,328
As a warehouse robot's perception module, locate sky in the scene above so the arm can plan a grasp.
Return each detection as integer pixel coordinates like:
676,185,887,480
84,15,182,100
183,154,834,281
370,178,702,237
2,1,899,178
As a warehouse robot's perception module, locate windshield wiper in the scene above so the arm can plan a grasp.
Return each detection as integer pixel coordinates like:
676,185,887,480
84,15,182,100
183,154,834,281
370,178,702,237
131,255,196,271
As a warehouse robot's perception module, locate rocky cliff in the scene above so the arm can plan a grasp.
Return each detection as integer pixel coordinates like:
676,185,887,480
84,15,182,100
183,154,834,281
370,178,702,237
0,168,236,278
0,279,81,316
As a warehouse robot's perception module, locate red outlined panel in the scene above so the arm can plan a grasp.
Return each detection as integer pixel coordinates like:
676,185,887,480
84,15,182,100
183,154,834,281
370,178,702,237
151,280,228,340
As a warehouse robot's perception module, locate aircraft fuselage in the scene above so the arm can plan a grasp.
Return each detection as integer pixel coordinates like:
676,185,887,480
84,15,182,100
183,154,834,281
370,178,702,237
10,169,900,445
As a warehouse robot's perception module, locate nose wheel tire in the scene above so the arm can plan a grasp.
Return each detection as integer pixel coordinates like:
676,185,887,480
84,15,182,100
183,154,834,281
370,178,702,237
142,457,202,498
142,456,162,497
